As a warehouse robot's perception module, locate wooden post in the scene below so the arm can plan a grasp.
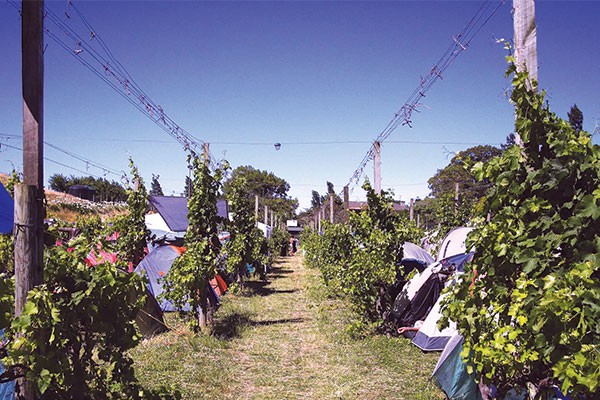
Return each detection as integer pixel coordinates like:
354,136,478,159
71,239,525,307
202,142,210,163
329,194,334,223
373,141,381,193
409,198,414,221
17,1,45,398
454,182,459,216
513,0,538,86
343,186,349,209
416,213,421,228
264,205,268,225
317,207,321,232
513,0,537,146
270,210,273,227
254,195,259,222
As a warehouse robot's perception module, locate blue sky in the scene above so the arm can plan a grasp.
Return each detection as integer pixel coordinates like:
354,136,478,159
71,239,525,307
1,1,598,211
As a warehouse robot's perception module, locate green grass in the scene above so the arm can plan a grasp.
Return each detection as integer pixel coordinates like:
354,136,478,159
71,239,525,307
130,256,445,399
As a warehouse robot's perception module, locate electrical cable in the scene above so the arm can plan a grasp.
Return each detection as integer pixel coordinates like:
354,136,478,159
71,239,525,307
343,0,506,194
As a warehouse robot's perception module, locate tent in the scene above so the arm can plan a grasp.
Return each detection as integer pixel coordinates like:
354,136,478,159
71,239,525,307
411,293,458,351
0,183,13,234
390,252,473,333
431,334,482,400
436,227,474,261
135,245,224,313
134,245,185,312
400,242,435,273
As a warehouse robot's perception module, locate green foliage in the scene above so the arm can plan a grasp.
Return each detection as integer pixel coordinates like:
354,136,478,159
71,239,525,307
0,274,14,329
150,174,164,196
5,169,21,197
268,227,291,258
75,214,104,241
0,234,14,275
303,181,423,324
441,60,600,397
427,145,501,238
48,173,127,202
568,104,583,133
223,165,298,220
4,244,179,399
225,177,259,283
161,153,227,331
111,159,152,266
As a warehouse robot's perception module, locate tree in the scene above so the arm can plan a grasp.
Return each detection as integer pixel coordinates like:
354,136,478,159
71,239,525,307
150,174,164,196
428,145,502,201
326,181,335,194
568,103,583,133
311,190,323,209
442,61,600,397
223,165,297,220
47,173,127,202
223,165,289,199
48,173,69,192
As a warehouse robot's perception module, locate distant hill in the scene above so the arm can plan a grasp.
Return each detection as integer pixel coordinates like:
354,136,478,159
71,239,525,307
1,173,127,223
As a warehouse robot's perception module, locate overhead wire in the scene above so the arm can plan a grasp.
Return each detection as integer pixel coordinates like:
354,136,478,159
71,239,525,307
0,142,103,178
0,133,123,177
343,0,506,194
10,1,214,163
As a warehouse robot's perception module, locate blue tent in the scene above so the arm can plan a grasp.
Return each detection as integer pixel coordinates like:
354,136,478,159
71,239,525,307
0,330,15,399
134,245,220,312
0,183,13,234
431,335,482,400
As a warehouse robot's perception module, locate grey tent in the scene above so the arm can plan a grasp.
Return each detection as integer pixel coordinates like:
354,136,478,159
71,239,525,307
431,334,482,400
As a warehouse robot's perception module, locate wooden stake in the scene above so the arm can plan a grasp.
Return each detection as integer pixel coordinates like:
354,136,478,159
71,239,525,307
373,141,381,193
16,2,45,398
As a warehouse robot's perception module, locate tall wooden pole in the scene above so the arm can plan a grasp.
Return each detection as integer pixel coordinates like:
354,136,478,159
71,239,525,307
343,186,349,209
16,1,44,398
373,141,381,193
202,142,210,163
454,182,460,217
409,198,414,221
513,0,538,86
329,195,334,224
513,0,538,146
254,195,259,223
264,205,268,225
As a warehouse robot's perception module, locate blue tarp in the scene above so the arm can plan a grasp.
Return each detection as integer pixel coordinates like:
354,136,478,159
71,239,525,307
148,196,228,232
0,183,13,234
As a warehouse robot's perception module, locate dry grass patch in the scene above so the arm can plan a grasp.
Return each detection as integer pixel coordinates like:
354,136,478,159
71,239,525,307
131,256,445,399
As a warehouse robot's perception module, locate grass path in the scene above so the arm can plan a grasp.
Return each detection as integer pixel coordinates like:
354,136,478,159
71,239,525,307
132,255,444,399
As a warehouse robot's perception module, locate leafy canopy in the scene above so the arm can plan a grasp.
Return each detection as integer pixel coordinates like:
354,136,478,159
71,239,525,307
442,59,600,397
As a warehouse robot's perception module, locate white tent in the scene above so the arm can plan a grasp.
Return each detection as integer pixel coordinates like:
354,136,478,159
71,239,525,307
436,227,474,261
256,221,272,238
402,242,435,268
145,212,185,242
411,292,458,352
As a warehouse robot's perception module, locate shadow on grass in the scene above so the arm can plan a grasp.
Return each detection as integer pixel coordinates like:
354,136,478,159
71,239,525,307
242,281,299,297
212,312,304,340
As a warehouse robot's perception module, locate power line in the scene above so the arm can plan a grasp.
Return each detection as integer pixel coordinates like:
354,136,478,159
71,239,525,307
0,142,104,178
343,0,506,193
10,1,213,162
0,134,123,177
